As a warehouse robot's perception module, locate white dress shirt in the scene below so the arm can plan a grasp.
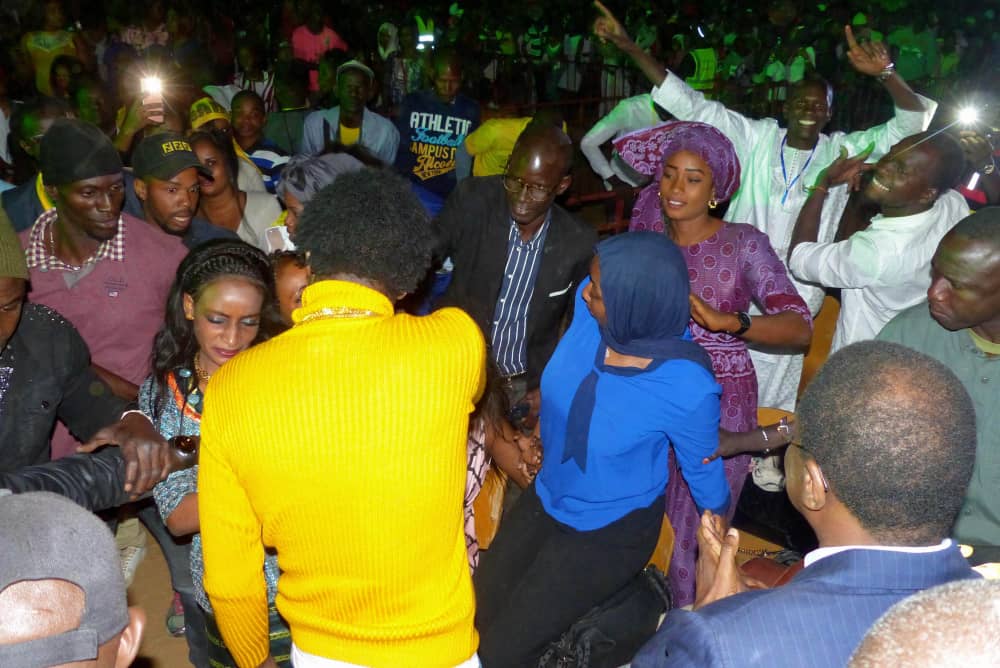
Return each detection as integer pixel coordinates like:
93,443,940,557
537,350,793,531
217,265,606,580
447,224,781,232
580,94,661,186
790,189,969,353
805,539,952,567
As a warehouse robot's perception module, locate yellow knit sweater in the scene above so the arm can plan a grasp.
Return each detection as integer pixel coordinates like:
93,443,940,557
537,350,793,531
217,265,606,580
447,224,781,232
199,280,486,667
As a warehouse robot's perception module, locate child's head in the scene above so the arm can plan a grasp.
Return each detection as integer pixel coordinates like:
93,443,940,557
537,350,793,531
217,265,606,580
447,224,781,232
270,250,310,327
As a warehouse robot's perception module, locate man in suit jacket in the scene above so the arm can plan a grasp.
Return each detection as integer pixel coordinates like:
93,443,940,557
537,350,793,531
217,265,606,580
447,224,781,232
633,340,980,668
436,123,596,409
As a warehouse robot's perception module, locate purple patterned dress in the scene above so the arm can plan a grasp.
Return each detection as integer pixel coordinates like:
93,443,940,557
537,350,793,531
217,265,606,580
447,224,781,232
665,222,812,606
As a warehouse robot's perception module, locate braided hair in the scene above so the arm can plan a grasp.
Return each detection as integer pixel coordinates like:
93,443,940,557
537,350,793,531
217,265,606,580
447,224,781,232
149,239,282,424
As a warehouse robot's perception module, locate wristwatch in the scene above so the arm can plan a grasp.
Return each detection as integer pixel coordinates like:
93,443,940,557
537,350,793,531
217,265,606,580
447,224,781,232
877,62,896,82
983,161,996,176
731,311,752,336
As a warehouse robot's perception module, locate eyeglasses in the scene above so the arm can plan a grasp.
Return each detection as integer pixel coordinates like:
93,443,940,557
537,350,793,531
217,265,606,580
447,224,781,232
502,174,558,202
789,441,829,492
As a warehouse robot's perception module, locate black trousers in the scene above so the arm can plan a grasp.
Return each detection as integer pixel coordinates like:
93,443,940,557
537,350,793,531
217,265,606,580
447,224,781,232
474,484,662,667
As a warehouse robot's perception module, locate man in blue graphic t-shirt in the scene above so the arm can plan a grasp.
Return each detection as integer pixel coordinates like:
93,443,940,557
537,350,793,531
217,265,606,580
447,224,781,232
394,49,480,216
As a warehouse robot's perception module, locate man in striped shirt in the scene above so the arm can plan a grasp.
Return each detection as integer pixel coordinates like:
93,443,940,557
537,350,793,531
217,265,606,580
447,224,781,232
436,123,596,413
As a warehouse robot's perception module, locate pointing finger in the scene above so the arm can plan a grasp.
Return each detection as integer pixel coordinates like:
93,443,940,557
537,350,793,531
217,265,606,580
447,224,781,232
844,25,859,50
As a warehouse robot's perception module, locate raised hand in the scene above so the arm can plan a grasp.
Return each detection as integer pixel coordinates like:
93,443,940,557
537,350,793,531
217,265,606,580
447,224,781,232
959,130,996,170
844,25,892,77
816,143,875,191
593,1,632,48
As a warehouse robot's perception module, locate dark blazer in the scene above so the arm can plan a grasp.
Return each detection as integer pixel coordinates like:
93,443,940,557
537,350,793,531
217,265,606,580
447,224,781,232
632,545,980,668
0,303,127,472
435,175,597,388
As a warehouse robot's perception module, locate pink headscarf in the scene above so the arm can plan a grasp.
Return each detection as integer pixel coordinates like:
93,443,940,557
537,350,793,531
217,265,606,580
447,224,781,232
614,121,741,233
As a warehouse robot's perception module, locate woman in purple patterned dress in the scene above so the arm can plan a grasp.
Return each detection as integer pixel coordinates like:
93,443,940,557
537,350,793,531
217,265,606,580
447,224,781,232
616,121,813,606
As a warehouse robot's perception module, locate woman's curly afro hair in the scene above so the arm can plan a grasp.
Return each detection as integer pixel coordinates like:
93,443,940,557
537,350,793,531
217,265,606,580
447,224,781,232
294,167,434,296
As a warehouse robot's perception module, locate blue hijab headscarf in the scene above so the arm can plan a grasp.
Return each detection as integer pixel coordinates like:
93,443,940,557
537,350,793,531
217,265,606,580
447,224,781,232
562,232,713,471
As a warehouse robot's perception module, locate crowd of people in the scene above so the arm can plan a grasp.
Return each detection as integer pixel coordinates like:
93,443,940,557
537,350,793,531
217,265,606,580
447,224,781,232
0,0,999,667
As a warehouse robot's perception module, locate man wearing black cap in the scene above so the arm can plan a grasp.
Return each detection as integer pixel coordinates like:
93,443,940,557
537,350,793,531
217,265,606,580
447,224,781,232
0,491,146,668
1,100,145,233
18,118,185,409
16,119,192,640
132,132,238,249
301,59,399,163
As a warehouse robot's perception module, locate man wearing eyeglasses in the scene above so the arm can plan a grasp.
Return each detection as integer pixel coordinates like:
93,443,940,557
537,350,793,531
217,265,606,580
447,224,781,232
435,122,596,416
632,340,980,668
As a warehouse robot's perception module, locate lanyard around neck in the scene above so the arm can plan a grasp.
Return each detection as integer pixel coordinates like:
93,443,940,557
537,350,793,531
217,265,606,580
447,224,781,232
36,173,54,211
779,135,816,205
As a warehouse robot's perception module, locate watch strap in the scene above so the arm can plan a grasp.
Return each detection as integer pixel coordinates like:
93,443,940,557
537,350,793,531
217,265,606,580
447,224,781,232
732,311,752,336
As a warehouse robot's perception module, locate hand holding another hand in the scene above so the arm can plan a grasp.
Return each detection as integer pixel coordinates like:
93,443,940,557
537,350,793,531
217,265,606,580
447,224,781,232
79,413,170,498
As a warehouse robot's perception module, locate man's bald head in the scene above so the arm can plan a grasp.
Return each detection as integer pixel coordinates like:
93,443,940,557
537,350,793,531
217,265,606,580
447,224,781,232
510,124,573,177
504,125,574,229
927,208,1000,333
850,579,1000,667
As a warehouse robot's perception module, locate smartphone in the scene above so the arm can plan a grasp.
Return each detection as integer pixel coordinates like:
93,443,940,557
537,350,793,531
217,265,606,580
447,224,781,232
140,76,164,124
265,225,295,253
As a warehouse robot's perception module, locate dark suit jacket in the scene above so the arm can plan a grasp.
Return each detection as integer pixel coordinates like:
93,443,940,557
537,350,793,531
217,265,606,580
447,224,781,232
633,545,979,668
435,175,596,388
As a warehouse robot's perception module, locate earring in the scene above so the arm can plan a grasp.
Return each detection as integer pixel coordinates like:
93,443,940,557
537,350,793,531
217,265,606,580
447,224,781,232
708,195,718,210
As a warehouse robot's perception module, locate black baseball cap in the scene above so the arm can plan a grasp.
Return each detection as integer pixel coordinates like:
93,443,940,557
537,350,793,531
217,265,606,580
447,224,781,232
132,132,212,181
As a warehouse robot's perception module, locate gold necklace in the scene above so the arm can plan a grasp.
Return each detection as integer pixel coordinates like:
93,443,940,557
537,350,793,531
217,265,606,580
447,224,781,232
300,306,378,322
194,352,213,383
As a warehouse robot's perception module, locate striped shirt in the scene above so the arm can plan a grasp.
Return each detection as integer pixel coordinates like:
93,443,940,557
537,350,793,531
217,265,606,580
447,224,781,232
490,216,550,376
25,208,126,272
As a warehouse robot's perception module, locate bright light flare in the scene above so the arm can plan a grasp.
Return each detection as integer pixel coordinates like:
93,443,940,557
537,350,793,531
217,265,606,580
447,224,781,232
140,76,162,95
958,106,979,125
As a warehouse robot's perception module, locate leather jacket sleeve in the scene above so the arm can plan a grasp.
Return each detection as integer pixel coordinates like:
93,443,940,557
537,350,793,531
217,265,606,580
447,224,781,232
0,447,131,511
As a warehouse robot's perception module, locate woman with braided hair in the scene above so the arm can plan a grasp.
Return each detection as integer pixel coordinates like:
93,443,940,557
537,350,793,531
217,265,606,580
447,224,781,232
144,239,289,667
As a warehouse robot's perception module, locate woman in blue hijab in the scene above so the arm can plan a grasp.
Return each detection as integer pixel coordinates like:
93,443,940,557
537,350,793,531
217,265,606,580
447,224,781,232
474,231,730,666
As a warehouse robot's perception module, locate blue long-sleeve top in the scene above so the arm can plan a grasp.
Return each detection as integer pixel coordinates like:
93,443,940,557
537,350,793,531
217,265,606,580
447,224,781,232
536,282,730,531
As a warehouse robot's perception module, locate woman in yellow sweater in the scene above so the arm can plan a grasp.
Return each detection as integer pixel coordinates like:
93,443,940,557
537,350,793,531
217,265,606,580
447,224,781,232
199,168,487,668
